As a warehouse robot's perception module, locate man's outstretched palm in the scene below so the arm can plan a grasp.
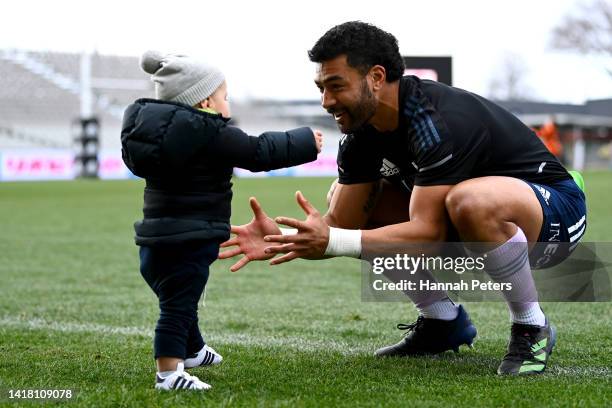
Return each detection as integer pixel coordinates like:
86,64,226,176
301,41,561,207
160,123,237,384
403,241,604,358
218,197,280,272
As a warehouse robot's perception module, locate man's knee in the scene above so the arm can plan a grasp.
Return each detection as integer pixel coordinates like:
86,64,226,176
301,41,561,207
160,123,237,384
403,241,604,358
326,178,339,208
445,184,495,230
445,181,524,243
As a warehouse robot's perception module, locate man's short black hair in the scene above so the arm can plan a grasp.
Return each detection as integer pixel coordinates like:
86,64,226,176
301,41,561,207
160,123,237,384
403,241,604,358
308,21,405,82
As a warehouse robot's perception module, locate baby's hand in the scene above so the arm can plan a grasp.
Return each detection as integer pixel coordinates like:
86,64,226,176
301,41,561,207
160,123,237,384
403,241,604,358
313,129,323,153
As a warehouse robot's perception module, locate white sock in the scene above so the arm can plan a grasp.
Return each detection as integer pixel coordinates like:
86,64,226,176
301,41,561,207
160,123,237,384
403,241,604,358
511,302,546,326
418,298,459,321
384,267,458,321
158,362,184,378
478,227,546,326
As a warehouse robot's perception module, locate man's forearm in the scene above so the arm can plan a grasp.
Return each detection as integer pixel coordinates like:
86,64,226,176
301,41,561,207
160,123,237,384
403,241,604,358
322,217,447,258
362,219,447,246
324,213,446,244
324,180,382,229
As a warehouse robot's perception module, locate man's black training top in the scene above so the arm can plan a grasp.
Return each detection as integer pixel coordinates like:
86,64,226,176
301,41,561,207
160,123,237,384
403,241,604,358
337,76,570,190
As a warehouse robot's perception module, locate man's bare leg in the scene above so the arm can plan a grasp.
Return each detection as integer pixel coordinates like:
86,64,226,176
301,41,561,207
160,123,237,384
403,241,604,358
445,176,554,375
445,176,544,323
327,179,458,319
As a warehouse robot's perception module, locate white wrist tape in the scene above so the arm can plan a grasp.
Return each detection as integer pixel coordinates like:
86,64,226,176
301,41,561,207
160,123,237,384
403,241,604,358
280,228,298,236
324,227,362,258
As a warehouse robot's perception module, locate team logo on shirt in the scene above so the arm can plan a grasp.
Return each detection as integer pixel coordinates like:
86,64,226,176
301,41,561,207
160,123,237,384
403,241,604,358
380,158,400,177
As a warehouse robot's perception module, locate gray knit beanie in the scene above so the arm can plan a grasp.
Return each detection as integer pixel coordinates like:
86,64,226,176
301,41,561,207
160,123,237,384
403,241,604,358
140,50,225,106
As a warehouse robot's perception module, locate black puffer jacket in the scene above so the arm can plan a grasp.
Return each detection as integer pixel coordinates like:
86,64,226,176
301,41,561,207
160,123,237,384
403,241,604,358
121,98,317,246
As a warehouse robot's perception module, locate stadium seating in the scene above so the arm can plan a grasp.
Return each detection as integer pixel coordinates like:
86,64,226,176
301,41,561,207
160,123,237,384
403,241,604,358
0,49,152,149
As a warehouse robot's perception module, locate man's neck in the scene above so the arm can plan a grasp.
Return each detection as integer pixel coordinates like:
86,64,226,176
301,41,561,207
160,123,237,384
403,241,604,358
368,80,400,132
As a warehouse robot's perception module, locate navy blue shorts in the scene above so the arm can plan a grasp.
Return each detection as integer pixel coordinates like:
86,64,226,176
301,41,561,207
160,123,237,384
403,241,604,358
525,178,587,269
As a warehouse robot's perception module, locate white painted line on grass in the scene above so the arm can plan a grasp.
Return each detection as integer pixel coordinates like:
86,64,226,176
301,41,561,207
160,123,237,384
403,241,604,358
0,316,372,355
2,315,610,377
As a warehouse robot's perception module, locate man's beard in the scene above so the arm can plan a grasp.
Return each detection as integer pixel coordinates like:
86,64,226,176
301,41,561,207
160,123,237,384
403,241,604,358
335,80,377,134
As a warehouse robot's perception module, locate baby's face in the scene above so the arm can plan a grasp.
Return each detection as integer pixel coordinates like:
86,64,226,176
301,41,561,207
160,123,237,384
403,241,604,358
208,81,231,118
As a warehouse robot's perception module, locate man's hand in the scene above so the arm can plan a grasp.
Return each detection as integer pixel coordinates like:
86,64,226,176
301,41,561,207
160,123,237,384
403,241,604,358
218,197,280,272
263,191,330,265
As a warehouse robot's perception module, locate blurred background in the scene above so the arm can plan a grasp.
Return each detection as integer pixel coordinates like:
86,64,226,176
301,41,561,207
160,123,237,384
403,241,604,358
0,0,610,181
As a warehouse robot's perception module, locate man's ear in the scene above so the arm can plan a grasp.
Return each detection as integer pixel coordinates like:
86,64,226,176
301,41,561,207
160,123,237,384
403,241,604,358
369,65,386,91
197,99,210,109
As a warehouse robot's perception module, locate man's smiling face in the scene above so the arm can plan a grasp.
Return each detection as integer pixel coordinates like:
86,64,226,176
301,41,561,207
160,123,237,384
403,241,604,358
314,55,378,134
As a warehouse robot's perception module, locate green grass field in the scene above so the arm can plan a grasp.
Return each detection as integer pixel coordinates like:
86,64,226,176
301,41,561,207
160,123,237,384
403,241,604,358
0,173,611,407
